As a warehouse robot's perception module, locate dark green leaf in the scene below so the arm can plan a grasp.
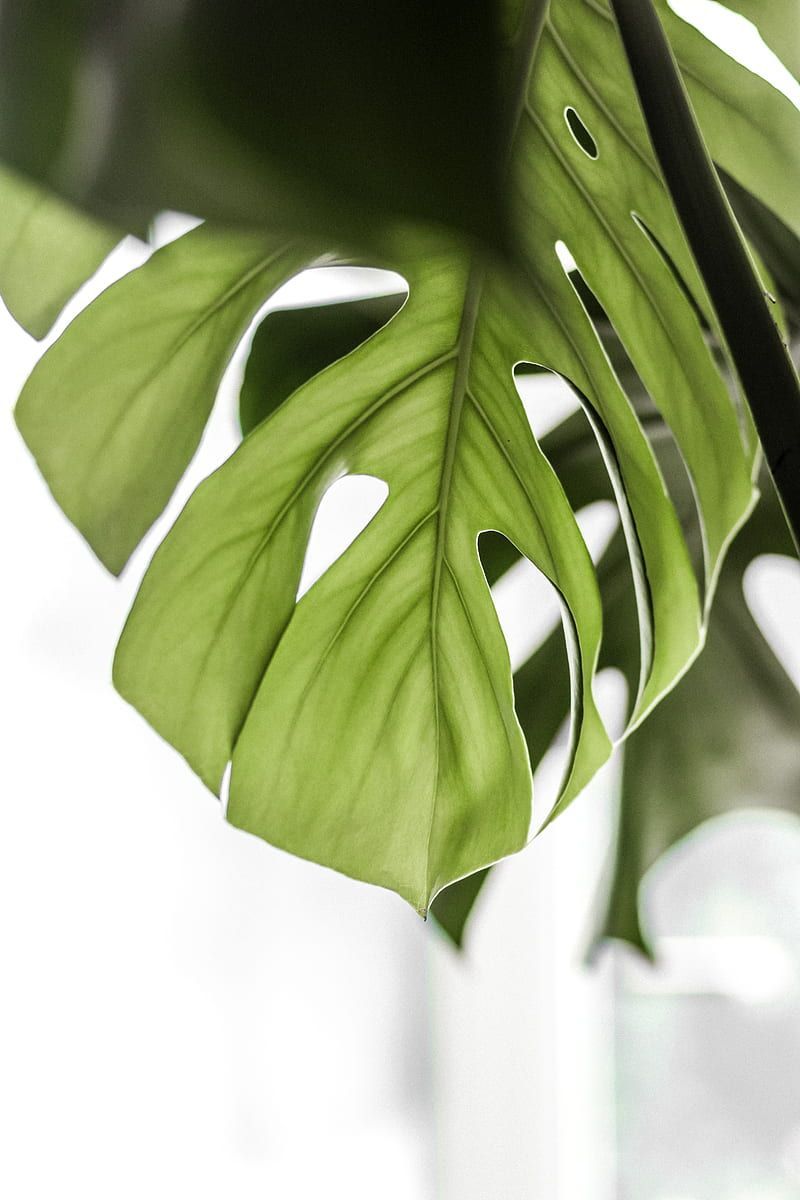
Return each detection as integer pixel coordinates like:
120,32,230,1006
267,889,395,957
597,477,800,953
0,0,512,251
114,250,611,912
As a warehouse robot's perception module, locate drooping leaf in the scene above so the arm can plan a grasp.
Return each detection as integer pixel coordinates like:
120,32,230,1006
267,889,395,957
0,166,117,338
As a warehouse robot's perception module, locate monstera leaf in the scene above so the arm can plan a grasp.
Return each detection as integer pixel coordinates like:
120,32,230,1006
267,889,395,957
12,0,800,913
232,294,800,946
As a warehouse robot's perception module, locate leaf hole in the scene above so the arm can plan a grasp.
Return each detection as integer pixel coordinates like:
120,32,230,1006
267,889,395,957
480,531,563,674
564,106,599,159
631,212,710,333
239,272,407,436
296,474,389,601
513,361,581,443
479,501,622,832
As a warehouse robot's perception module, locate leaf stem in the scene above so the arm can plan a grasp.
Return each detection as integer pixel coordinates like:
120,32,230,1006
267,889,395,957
609,0,800,555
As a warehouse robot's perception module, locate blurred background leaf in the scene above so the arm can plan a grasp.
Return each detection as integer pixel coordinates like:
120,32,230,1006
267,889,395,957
0,0,511,251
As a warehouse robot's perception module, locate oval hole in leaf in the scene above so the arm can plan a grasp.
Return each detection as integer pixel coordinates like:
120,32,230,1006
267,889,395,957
564,106,599,159
296,473,389,601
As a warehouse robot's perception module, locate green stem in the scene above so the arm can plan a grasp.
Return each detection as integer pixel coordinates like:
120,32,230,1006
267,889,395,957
609,0,800,555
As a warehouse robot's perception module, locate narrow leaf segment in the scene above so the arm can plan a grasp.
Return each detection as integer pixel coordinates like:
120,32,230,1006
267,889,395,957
610,0,800,552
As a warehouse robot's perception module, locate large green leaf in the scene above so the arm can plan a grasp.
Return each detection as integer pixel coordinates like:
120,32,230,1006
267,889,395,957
15,0,799,910
114,249,611,912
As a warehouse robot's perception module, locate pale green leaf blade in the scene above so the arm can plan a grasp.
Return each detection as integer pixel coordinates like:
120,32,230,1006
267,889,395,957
15,225,310,573
0,166,117,338
656,0,800,245
691,0,800,96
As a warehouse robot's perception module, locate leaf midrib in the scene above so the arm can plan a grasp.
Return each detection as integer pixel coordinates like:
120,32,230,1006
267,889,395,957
424,263,486,896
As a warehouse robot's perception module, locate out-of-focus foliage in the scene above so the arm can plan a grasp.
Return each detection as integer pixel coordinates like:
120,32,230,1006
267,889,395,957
0,0,509,251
